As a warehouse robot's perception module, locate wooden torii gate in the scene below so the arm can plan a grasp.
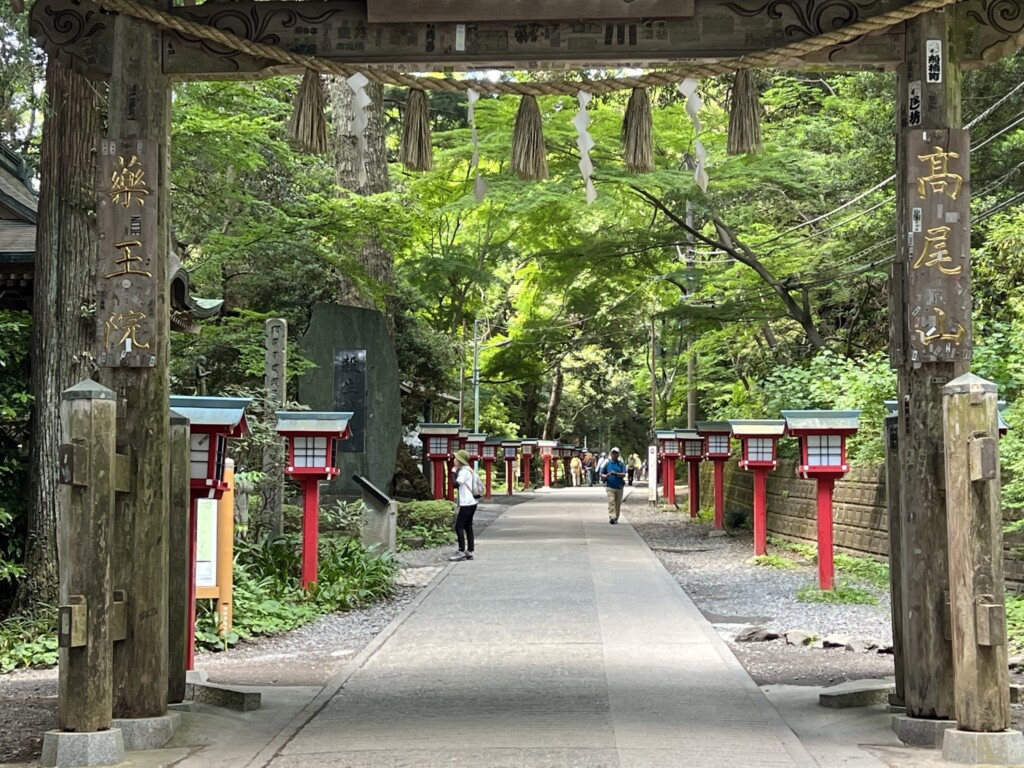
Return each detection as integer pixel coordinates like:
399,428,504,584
29,0,1024,728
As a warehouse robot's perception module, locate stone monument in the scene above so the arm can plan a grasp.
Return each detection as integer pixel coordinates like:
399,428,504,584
298,304,401,496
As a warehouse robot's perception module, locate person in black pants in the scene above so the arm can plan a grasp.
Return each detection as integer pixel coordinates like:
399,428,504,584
449,449,477,561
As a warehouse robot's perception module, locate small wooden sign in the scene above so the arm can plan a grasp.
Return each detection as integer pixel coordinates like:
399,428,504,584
96,138,159,368
904,128,972,365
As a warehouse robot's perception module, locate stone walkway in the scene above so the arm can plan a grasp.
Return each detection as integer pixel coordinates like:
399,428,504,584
255,488,817,768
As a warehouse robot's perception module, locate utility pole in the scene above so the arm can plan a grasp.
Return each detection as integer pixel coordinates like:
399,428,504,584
473,319,481,433
650,316,657,432
686,200,697,428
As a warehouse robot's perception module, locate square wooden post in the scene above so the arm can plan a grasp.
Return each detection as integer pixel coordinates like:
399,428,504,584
942,374,1009,730
167,410,190,705
56,380,118,733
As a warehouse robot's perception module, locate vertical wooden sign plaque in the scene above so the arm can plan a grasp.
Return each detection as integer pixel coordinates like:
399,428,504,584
96,138,159,367
904,128,972,365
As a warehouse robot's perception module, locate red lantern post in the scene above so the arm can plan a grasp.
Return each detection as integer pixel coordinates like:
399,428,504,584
537,440,557,488
418,423,462,500
501,440,520,495
696,421,732,530
276,411,353,589
677,430,706,520
655,430,680,506
782,410,861,590
481,438,501,499
729,420,786,556
170,395,252,671
520,440,536,490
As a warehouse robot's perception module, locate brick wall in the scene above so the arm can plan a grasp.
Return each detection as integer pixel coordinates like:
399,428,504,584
699,460,1024,589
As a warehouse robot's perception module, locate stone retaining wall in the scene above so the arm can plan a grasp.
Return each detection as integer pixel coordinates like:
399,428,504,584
699,460,1024,589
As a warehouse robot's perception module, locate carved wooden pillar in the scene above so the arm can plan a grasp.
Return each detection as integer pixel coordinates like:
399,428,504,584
893,9,968,720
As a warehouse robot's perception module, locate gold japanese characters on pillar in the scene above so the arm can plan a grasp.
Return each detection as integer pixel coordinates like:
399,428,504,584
96,139,158,367
905,129,971,364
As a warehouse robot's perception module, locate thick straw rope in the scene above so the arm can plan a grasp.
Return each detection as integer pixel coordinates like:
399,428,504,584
99,0,961,93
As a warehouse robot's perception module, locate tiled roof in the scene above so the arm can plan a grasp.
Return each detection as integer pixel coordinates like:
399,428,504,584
0,153,36,223
0,220,35,256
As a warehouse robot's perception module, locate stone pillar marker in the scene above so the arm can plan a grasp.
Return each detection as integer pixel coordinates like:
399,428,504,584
264,318,287,536
940,374,1024,763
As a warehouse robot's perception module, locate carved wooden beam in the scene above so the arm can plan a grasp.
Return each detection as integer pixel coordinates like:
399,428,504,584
29,0,1024,80
364,0,696,23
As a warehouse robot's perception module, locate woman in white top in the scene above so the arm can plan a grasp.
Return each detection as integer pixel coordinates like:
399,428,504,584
449,449,478,561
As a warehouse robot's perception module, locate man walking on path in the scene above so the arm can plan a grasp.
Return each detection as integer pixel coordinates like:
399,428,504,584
601,447,628,524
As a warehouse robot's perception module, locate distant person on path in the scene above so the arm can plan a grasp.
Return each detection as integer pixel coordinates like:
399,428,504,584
570,453,583,486
584,452,596,486
597,452,609,483
601,447,628,524
627,452,641,485
449,449,477,561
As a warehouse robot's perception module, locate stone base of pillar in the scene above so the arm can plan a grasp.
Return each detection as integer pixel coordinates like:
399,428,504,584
942,728,1024,764
892,714,956,748
41,729,125,767
111,713,180,751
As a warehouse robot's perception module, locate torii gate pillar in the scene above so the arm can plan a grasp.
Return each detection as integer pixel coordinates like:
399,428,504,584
892,11,967,721
102,5,173,720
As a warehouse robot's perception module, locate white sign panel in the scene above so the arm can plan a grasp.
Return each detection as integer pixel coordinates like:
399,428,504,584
195,498,218,588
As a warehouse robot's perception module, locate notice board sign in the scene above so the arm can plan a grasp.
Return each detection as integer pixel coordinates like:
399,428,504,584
96,138,159,367
904,128,972,365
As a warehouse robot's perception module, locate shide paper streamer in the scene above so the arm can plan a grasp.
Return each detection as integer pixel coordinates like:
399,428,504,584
574,91,597,204
346,72,371,188
467,89,488,203
679,78,709,192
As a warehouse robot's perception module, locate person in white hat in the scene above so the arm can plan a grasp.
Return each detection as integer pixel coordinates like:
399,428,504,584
600,447,628,524
449,449,478,561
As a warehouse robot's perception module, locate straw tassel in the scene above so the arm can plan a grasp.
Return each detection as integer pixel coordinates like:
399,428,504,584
511,95,548,181
622,87,654,173
400,89,433,172
727,69,763,155
287,70,328,154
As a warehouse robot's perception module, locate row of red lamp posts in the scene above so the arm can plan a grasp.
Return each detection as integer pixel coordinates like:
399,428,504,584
170,397,354,668
418,423,586,500
421,412,862,591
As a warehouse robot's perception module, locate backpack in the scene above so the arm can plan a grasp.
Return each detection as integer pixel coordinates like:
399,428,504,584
470,470,485,499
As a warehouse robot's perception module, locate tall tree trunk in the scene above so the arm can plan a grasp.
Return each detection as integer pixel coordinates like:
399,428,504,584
329,78,394,321
542,364,564,440
18,59,100,611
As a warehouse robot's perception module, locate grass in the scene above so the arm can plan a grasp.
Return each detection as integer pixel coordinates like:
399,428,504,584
797,583,879,605
1006,594,1024,654
834,553,889,590
752,554,800,570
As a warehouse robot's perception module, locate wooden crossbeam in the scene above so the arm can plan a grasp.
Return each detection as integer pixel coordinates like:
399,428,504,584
29,0,1024,80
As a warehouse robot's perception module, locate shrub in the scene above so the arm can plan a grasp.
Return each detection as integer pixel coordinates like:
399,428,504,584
752,554,800,570
0,607,58,673
396,499,455,550
725,507,751,530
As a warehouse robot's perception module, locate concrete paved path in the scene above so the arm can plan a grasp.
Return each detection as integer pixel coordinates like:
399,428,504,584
255,488,817,768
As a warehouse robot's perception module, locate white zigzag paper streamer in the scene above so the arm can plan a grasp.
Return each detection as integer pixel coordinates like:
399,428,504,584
679,78,709,193
573,91,597,205
346,72,371,188
467,89,488,203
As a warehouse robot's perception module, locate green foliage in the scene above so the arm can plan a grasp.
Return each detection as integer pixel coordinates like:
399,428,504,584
796,584,879,605
834,554,889,590
195,534,395,652
751,554,800,570
767,536,818,562
1005,594,1024,654
0,311,32,613
396,500,455,550
0,607,58,673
